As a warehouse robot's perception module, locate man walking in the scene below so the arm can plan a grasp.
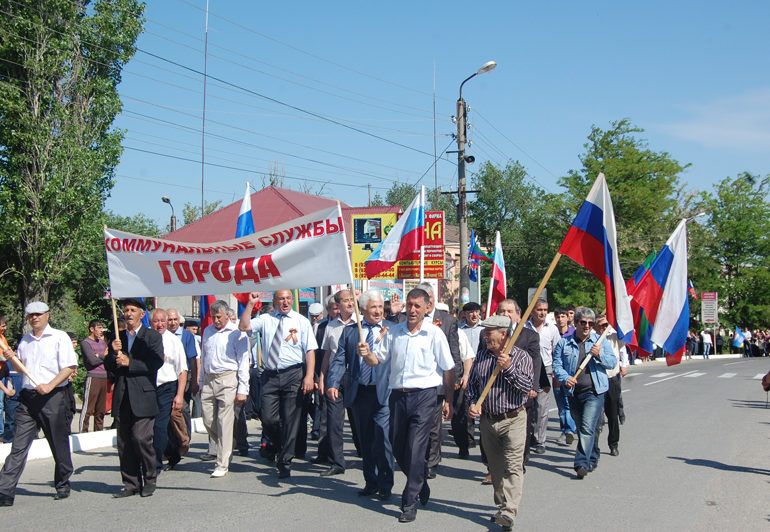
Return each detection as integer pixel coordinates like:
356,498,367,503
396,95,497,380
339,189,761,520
0,302,78,505
79,319,110,432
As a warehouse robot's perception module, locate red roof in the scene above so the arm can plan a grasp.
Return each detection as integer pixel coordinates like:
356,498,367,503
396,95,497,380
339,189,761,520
165,186,402,245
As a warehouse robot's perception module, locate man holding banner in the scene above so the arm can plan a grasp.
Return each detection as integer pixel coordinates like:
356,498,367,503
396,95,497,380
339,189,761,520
239,290,317,479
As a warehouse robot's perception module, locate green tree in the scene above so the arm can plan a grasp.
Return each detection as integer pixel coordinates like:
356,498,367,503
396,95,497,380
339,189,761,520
697,173,770,326
0,0,144,309
182,200,222,226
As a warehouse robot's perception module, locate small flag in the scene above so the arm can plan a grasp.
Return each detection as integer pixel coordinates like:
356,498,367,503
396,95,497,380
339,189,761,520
687,279,698,300
468,229,491,283
732,326,746,348
486,231,506,316
232,182,260,316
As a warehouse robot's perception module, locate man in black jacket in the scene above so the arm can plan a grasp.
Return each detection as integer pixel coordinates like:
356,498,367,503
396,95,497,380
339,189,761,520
105,298,164,498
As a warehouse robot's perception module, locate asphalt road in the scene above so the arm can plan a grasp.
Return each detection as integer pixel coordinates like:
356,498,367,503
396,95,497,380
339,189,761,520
3,356,769,531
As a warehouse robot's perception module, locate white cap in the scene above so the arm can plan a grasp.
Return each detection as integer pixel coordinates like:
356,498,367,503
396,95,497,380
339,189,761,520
25,301,50,315
309,303,323,316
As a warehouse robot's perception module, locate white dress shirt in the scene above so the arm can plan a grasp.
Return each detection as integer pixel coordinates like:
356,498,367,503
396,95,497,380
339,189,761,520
248,310,318,370
201,322,250,395
376,319,454,389
604,324,630,378
157,330,187,386
526,320,561,367
16,325,77,390
459,322,482,354
322,314,357,358
458,328,476,363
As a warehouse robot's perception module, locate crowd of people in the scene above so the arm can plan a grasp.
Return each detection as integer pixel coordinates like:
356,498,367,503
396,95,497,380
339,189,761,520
0,288,633,528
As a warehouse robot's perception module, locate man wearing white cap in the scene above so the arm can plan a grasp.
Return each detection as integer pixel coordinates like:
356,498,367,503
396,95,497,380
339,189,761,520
0,302,78,506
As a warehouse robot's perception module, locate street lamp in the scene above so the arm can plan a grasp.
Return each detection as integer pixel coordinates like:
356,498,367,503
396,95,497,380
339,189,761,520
686,211,707,224
161,196,177,232
457,60,496,304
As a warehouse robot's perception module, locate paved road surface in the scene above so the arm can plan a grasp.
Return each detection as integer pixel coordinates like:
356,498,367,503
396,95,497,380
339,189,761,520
3,357,769,530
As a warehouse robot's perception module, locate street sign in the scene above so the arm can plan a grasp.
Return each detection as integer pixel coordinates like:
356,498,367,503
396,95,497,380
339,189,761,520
701,291,718,324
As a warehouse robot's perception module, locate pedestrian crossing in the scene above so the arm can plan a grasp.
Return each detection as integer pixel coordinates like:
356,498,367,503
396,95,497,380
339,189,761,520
631,367,765,386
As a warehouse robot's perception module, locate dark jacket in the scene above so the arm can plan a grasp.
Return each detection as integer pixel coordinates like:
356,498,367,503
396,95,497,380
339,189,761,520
105,325,165,418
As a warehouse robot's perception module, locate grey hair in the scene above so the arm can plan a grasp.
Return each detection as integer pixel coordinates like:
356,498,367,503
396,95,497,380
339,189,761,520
359,289,384,310
210,300,230,316
324,294,336,311
535,298,548,308
574,306,595,323
150,308,167,320
227,308,236,319
415,282,434,296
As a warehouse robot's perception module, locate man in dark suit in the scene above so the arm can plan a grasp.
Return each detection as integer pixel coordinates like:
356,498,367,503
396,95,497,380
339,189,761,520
105,298,164,498
326,289,394,500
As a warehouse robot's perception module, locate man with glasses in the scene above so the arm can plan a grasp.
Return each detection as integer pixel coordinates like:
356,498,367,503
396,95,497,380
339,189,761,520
552,307,616,479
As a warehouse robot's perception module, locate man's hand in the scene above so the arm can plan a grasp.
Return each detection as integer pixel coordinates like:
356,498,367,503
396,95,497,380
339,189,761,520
543,386,551,393
116,353,130,367
496,353,512,370
35,382,55,395
527,389,538,399
234,393,248,406
326,387,339,401
3,348,15,360
619,366,628,377
173,395,184,411
460,375,469,391
189,381,200,395
442,400,452,421
590,343,601,358
68,368,76,382
111,338,122,353
565,376,577,389
301,374,314,395
248,292,260,306
317,374,325,396
389,292,403,315
468,402,481,419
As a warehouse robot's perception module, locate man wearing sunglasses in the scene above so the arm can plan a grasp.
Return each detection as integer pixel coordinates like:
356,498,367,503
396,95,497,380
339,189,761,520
552,307,617,479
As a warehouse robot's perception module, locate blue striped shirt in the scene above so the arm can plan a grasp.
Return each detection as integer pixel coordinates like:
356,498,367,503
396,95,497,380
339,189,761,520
467,345,533,416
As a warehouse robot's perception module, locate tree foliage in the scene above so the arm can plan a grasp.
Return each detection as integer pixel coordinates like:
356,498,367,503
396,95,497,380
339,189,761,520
182,200,222,226
0,0,144,309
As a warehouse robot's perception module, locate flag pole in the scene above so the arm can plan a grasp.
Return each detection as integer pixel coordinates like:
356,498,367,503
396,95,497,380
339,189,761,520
475,251,563,409
339,201,365,344
419,186,425,283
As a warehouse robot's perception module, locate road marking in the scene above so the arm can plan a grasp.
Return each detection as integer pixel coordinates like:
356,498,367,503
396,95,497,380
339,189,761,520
718,373,736,379
724,361,744,366
548,408,558,413
754,373,766,379
650,372,674,378
684,372,706,378
644,370,699,386
621,389,631,393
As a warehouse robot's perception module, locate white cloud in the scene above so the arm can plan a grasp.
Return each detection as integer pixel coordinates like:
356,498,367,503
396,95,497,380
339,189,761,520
658,88,770,150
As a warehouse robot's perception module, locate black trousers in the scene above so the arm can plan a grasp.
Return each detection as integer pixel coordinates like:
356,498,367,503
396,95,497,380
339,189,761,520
353,385,394,492
604,374,622,448
0,387,73,497
523,396,537,464
426,394,444,469
318,387,346,468
390,387,436,511
153,381,176,470
260,365,304,468
117,396,156,491
451,389,469,453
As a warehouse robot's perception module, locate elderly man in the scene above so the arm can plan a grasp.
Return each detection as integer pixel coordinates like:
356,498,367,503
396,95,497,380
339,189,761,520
240,290,317,479
468,315,533,531
200,301,250,478
326,289,394,500
0,302,78,505
552,306,616,479
150,309,188,473
360,288,455,523
105,298,165,498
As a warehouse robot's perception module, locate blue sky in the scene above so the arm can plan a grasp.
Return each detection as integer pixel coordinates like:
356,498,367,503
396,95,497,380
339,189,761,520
111,0,770,227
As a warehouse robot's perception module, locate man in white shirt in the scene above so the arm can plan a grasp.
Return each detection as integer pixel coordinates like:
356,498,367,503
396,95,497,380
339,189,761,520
240,290,317,479
701,330,713,359
151,309,188,473
0,302,78,505
596,315,629,457
200,300,250,478
525,298,562,452
360,288,455,524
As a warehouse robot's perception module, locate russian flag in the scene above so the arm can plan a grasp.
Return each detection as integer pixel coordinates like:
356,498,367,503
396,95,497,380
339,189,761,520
626,250,657,355
558,173,634,342
629,220,690,366
468,229,490,283
232,182,258,316
486,231,506,316
199,294,217,331
365,186,425,279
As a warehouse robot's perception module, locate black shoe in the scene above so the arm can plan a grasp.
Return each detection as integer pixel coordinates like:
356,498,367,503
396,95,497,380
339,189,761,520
320,465,345,477
199,453,216,461
0,494,14,507
398,508,417,523
53,488,70,500
468,439,477,448
358,485,379,497
140,483,156,497
309,431,320,441
376,490,391,501
418,482,430,506
610,446,619,457
426,467,436,480
164,456,181,471
533,445,546,454
458,449,470,459
277,466,291,479
619,412,626,425
575,466,588,479
311,455,329,465
112,488,138,499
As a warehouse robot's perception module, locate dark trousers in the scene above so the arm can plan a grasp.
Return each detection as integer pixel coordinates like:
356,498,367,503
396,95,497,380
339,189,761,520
260,366,304,468
451,389,469,453
318,387,346,469
390,387,436,511
153,381,176,470
523,396,536,464
2,373,24,442
0,387,73,497
604,374,622,449
352,385,393,491
80,376,110,432
235,405,248,452
294,393,311,457
117,396,157,491
426,394,444,469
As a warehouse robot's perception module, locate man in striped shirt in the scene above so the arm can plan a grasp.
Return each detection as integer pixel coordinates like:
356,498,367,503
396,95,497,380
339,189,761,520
467,315,534,531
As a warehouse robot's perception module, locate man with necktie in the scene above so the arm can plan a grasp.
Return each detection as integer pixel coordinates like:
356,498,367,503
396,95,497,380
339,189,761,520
326,289,394,500
239,290,317,479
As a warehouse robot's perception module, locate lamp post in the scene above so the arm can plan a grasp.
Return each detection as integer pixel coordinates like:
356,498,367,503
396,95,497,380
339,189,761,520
457,60,496,304
162,196,177,232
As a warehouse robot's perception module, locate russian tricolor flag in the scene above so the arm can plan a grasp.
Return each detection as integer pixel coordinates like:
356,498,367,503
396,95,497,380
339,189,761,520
486,231,506,316
233,182,258,316
365,187,425,279
558,173,634,342
629,219,690,366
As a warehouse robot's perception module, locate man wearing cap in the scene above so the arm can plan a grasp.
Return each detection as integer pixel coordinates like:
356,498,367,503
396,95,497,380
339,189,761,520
0,302,78,506
467,315,533,531
105,298,165,498
309,303,324,335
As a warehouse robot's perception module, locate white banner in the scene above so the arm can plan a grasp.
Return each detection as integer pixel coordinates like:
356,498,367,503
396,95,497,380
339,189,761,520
105,205,352,297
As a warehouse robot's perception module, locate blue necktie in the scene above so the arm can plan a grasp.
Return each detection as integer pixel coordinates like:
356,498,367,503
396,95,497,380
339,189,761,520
360,323,376,385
